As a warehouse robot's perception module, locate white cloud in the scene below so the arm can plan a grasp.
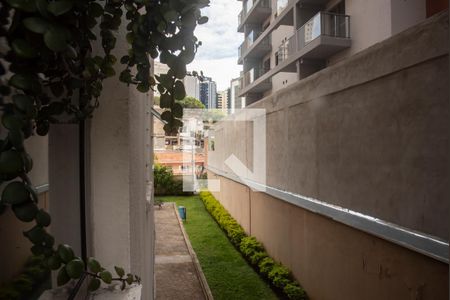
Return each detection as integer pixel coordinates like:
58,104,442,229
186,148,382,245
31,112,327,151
188,57,241,91
188,0,243,90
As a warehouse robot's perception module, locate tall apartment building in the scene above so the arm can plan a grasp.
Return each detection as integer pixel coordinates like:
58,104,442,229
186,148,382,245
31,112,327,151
183,74,201,99
230,77,246,112
237,0,445,104
153,61,170,98
217,89,230,111
199,77,217,109
154,61,201,100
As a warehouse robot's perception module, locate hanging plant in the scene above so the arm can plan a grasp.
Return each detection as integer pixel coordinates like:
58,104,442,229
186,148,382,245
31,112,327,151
0,0,209,292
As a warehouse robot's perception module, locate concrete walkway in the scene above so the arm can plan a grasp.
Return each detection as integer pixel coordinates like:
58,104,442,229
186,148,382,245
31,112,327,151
155,203,212,300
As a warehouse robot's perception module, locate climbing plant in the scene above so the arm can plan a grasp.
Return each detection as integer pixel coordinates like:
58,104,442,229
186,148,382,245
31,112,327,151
0,0,209,293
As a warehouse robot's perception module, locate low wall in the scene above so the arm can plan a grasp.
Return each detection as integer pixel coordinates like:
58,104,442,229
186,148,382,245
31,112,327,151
207,11,449,300
209,173,448,300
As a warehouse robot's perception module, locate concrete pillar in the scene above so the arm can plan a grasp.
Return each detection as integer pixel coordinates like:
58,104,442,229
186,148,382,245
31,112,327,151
85,16,154,300
48,125,82,261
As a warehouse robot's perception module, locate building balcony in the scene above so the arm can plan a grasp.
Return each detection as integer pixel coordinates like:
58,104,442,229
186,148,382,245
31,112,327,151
294,11,351,58
242,65,272,93
238,0,271,33
239,11,350,98
238,31,271,64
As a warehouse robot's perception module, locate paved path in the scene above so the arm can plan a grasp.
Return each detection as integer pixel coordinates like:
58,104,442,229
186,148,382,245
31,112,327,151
155,203,212,300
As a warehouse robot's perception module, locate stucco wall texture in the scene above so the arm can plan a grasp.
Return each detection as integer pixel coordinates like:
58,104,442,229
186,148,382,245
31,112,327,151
207,11,449,300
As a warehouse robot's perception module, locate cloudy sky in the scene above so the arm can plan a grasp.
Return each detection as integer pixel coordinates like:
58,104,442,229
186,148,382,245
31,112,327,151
188,0,243,91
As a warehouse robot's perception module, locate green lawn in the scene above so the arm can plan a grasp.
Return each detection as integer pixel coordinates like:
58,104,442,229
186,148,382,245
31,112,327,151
156,195,279,300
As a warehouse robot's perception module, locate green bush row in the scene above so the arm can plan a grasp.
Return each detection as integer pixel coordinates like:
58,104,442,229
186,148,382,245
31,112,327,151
0,255,50,300
199,191,307,300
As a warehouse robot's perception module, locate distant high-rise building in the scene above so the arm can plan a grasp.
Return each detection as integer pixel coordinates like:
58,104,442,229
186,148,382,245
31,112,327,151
183,75,200,99
230,77,245,113
153,61,170,98
199,77,217,109
217,89,230,111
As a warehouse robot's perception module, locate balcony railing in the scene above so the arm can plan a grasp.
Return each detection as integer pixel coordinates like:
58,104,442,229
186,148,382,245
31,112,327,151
238,0,271,28
276,0,289,16
238,31,270,62
278,12,350,63
243,65,270,87
297,12,350,50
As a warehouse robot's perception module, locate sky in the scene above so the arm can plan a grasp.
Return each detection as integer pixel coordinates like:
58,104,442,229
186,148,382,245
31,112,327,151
188,0,243,91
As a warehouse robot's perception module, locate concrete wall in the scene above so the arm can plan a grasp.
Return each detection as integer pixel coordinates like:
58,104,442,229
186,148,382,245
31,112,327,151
207,11,448,299
209,173,448,300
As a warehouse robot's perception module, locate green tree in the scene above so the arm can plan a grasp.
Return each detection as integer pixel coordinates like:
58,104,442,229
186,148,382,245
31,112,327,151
177,96,205,109
154,164,174,194
154,96,160,106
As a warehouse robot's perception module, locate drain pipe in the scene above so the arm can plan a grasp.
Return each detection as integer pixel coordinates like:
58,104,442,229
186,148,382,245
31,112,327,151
78,120,88,263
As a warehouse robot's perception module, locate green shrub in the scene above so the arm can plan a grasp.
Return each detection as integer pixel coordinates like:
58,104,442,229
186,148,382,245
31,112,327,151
249,251,268,266
199,191,308,300
154,164,193,196
268,264,291,289
258,257,275,277
240,236,264,258
284,283,307,300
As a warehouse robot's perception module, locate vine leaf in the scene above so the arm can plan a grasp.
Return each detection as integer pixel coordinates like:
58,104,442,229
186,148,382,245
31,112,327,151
114,266,125,278
23,17,50,34
11,39,38,58
88,257,102,273
100,271,112,284
47,0,74,16
44,26,70,52
57,267,71,286
1,181,30,205
88,278,101,291
66,259,85,279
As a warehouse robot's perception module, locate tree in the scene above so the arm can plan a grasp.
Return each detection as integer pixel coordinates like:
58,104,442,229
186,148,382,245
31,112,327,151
177,96,205,109
154,96,161,106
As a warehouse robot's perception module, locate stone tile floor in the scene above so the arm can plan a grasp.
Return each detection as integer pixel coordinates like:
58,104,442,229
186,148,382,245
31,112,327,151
155,203,208,300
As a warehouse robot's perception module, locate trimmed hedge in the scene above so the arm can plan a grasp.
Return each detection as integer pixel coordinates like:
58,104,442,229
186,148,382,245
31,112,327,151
199,191,308,300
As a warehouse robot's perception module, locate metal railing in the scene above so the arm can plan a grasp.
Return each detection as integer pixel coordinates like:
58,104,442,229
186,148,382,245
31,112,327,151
239,0,271,27
297,11,350,50
239,32,270,60
243,64,270,87
276,0,289,16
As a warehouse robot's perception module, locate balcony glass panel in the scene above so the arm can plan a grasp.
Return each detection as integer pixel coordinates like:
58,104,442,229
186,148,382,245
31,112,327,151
244,0,254,14
244,64,270,87
298,12,350,50
239,0,271,28
277,0,288,15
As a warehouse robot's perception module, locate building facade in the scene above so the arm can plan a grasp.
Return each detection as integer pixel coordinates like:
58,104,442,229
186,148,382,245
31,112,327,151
237,0,445,104
205,2,450,299
217,89,230,111
153,61,170,97
184,74,201,99
199,77,217,109
230,77,246,112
